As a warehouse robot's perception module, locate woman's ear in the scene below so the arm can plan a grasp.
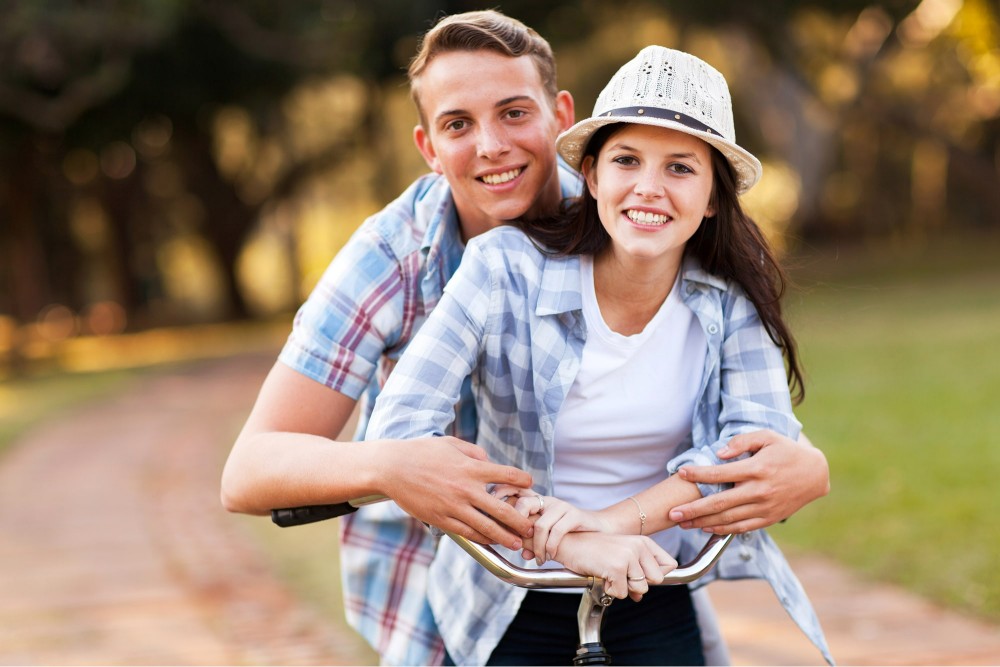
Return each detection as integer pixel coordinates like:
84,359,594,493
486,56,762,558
582,155,598,199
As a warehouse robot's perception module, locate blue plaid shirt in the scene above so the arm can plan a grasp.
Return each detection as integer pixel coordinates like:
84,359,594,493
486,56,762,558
368,226,833,666
278,163,583,665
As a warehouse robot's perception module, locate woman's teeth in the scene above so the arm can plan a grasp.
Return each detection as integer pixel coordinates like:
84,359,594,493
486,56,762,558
627,210,668,226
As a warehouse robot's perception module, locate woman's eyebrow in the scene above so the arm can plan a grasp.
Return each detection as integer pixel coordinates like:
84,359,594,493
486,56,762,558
608,143,703,163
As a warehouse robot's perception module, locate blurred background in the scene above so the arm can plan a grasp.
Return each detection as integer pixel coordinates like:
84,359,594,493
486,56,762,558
1,0,998,662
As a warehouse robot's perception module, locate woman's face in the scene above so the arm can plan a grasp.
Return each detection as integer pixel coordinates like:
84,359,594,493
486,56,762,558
582,124,715,268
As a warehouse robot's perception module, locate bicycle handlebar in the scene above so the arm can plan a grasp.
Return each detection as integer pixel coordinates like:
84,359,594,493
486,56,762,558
447,531,733,589
272,496,733,590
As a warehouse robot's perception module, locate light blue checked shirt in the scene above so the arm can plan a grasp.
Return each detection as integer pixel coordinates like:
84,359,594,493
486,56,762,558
278,162,583,665
368,226,834,666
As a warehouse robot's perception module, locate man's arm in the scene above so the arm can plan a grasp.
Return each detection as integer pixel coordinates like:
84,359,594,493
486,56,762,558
220,361,534,550
666,430,830,534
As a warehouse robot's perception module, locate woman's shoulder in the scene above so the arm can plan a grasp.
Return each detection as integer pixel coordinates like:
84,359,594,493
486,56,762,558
469,225,570,268
469,224,540,252
466,226,579,291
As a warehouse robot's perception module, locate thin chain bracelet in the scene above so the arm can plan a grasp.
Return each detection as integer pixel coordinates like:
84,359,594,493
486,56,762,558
627,496,647,535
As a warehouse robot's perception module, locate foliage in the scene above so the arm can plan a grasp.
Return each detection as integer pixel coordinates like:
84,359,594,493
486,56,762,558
0,0,998,354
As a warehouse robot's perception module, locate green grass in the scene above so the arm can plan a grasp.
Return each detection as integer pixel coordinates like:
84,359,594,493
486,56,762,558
770,232,1000,621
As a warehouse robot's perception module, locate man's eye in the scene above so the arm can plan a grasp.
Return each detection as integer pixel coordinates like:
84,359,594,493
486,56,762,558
507,109,525,119
447,120,467,131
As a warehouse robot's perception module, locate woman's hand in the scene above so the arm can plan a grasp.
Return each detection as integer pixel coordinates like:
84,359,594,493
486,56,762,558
550,531,677,601
490,487,613,563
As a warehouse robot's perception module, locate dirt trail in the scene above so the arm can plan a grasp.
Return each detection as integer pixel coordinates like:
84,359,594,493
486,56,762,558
1,352,997,665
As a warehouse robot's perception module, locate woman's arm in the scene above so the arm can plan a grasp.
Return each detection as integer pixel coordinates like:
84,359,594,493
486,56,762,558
499,473,700,564
365,243,535,544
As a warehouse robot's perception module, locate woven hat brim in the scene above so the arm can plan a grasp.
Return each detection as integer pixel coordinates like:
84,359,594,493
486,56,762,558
556,115,762,195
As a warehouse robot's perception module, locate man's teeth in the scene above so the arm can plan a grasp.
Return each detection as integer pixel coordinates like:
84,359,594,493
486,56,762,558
627,210,668,225
481,168,522,185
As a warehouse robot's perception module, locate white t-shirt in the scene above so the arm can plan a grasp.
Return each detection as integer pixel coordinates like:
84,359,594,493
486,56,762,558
551,255,707,558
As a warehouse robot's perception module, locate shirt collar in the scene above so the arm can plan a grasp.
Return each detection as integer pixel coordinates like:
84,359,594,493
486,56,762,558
415,175,465,278
680,255,728,293
535,253,584,317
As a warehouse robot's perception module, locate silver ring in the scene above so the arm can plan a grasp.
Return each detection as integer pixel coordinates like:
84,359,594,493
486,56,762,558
536,495,544,511
628,576,646,582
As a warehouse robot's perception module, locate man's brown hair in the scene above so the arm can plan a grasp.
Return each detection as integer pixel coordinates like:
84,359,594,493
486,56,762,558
407,10,559,125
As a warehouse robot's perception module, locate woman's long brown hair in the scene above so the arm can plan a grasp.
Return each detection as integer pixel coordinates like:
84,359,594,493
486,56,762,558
516,124,804,404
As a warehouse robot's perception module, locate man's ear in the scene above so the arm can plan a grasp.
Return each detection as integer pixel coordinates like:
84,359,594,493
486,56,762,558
582,155,598,198
554,90,575,133
413,124,442,174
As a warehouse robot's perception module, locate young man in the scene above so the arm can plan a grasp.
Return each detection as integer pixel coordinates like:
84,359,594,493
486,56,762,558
221,10,830,665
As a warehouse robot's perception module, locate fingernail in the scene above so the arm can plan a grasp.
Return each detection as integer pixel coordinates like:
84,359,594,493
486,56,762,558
535,556,542,566
669,510,682,521
718,446,731,456
679,521,692,529
527,527,534,537
512,540,522,550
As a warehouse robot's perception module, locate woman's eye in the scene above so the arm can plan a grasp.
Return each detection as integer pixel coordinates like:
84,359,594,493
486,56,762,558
613,156,638,166
670,163,694,174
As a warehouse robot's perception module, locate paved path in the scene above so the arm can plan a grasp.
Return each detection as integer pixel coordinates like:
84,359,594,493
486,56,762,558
1,352,998,665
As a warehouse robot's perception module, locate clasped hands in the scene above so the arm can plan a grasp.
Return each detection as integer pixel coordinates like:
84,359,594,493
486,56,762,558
491,485,672,601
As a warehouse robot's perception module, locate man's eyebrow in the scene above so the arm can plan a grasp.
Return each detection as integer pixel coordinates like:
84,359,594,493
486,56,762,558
495,95,534,108
434,96,536,124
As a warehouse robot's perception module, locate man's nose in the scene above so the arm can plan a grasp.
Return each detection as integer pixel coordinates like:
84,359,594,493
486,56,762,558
477,123,511,159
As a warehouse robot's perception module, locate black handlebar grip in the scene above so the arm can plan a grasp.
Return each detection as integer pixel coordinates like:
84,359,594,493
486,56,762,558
271,502,358,527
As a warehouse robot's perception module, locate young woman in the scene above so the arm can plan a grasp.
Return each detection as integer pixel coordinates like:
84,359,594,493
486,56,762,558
367,46,832,666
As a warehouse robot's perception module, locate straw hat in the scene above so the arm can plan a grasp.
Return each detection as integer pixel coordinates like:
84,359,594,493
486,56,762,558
557,45,762,194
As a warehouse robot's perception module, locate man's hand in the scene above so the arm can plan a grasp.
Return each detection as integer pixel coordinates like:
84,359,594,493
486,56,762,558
379,437,534,550
667,430,830,534
544,531,677,601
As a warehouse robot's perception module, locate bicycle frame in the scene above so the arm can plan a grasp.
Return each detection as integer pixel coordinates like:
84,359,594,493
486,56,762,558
273,499,733,665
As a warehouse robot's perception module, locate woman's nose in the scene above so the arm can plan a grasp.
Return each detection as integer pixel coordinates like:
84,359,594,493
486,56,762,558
633,168,665,198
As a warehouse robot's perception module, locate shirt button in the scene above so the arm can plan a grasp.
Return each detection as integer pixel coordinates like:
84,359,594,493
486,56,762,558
739,550,753,562
686,284,695,295
707,324,719,335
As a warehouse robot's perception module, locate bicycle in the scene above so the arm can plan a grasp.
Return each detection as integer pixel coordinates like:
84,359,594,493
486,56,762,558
273,499,732,666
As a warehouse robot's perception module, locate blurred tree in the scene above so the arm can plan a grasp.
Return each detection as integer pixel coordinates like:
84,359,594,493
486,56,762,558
0,0,997,339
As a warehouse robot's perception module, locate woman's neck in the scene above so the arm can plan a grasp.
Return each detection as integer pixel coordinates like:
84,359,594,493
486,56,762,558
592,251,682,336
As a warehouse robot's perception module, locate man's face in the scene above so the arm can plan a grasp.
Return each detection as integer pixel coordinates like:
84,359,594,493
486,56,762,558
413,50,574,240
